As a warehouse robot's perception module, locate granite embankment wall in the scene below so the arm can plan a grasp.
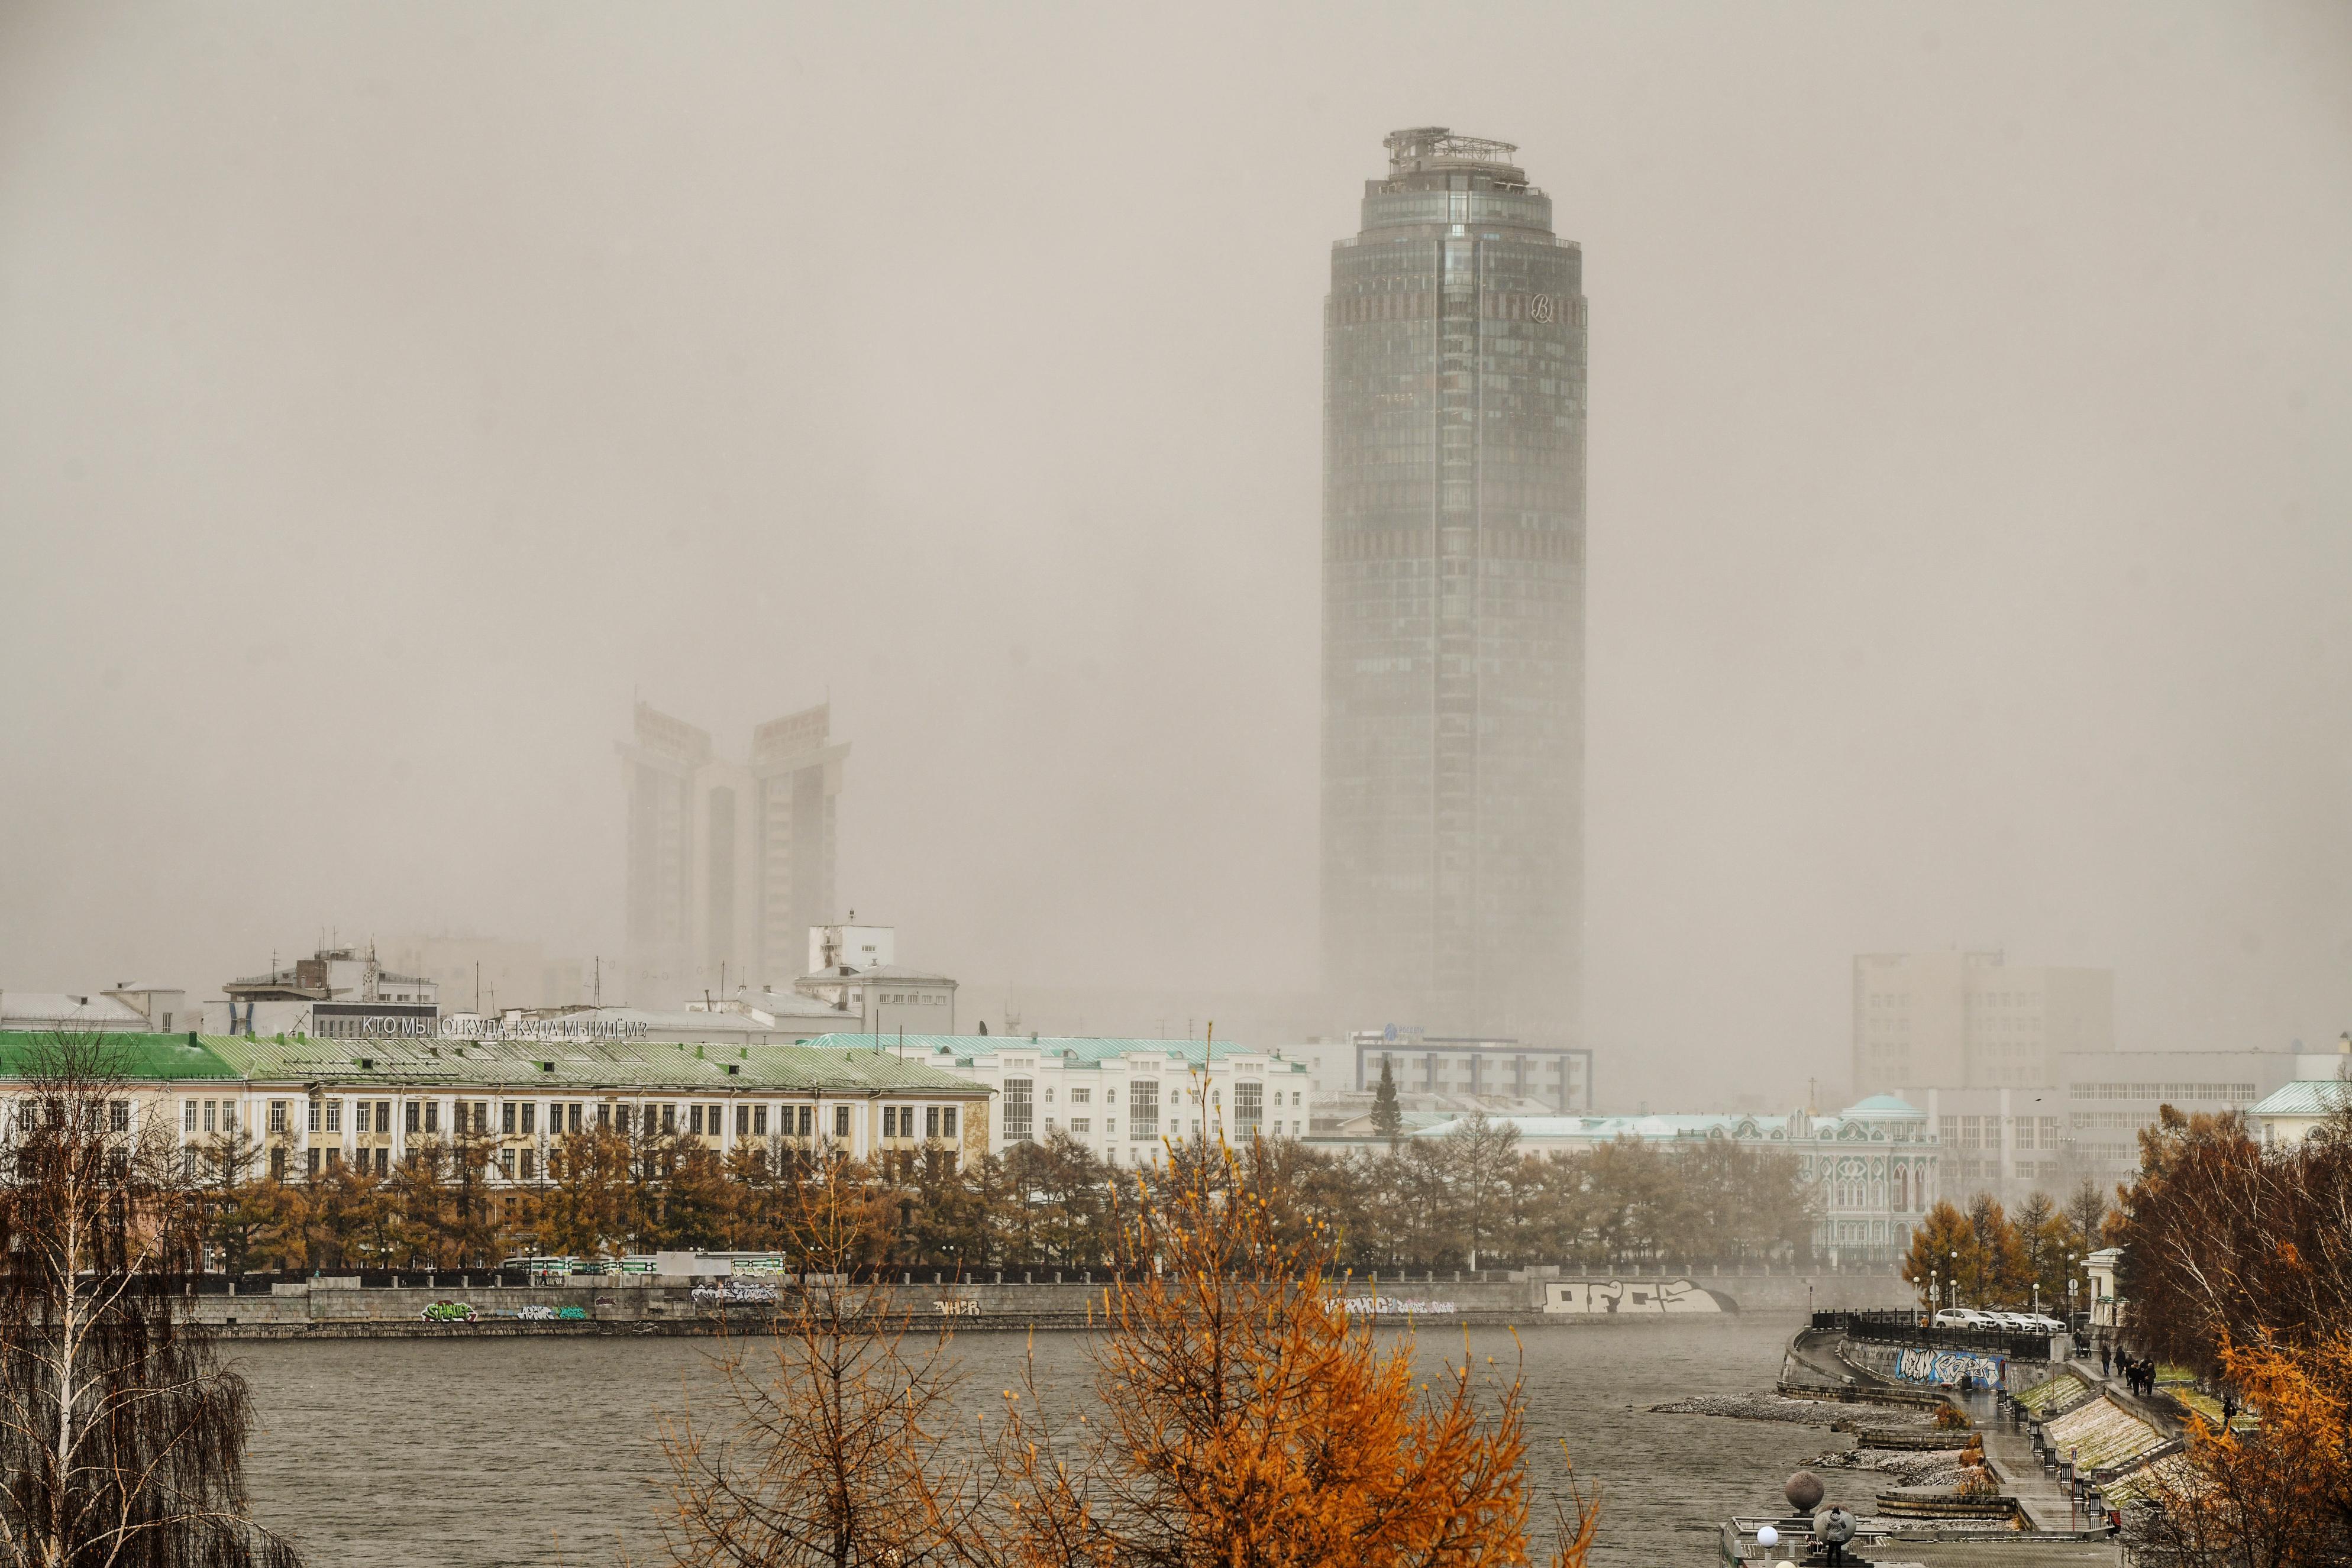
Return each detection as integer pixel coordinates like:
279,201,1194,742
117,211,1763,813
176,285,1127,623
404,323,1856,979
186,1268,1914,1337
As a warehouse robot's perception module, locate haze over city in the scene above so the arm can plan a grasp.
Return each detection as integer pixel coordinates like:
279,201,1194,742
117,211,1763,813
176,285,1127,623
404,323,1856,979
4,2,2349,1110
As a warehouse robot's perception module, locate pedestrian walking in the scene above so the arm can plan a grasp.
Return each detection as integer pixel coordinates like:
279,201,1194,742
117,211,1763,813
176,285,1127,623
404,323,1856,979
2100,1342,2112,1378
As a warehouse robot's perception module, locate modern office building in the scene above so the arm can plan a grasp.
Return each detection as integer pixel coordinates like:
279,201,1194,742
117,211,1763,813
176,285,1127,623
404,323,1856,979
1343,1027,1593,1113
1908,1043,2330,1205
1856,949,2113,1096
1322,127,1588,1050
2059,1045,2327,1188
617,701,847,1005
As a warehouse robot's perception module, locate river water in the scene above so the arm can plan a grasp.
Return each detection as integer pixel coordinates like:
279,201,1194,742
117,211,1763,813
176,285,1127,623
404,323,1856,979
234,1314,1814,1566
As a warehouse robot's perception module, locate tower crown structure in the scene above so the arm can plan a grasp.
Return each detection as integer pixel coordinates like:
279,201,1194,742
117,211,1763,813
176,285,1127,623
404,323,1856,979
1320,127,1587,1050
1379,126,1532,185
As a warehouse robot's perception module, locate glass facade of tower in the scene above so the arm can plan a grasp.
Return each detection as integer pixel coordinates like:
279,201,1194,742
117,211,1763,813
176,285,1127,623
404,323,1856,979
1322,127,1587,1046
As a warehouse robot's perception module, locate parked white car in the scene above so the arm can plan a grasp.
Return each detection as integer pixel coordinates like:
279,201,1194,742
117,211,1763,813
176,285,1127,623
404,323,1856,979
1932,1308,1995,1328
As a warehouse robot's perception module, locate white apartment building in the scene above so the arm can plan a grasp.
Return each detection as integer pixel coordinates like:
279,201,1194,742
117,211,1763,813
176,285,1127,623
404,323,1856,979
808,1033,1313,1166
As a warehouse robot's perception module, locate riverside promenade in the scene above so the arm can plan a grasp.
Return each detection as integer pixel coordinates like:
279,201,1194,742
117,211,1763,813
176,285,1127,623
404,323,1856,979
1956,1385,2101,1534
1747,1322,2130,1560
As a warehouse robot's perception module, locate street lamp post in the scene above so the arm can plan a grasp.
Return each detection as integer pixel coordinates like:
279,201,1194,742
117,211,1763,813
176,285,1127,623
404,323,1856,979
1949,1250,1960,1310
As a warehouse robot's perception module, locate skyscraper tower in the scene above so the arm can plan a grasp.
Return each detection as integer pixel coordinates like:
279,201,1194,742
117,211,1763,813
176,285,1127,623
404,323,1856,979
1322,127,1587,1047
618,700,846,1005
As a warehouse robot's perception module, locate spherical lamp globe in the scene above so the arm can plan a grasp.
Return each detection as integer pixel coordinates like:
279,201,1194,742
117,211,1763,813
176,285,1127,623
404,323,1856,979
1756,1524,1780,1549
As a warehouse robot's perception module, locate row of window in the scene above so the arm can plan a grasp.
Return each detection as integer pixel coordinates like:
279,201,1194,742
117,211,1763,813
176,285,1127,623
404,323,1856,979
879,1105,958,1140
1936,1115,2064,1151
2068,1082,2257,1102
184,1097,889,1143
1030,1116,1307,1142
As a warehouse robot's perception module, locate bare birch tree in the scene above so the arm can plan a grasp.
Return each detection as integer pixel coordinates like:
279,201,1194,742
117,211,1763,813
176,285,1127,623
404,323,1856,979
0,1033,300,1567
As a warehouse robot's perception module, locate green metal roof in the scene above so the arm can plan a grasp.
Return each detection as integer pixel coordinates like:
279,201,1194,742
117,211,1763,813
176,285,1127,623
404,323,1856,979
2250,1079,2351,1118
186,1033,983,1097
0,1032,243,1083
800,1033,1308,1074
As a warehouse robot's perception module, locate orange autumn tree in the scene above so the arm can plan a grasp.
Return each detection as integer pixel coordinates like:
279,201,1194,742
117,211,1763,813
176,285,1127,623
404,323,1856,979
987,1136,1596,1568
2144,1330,2352,1567
1900,1200,1976,1311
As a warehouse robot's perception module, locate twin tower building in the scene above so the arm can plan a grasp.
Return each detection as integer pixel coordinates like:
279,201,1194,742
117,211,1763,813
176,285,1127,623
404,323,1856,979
623,128,1587,1051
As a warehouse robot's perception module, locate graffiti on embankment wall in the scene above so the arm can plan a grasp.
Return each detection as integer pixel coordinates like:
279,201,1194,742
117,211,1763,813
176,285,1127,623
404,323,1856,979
1339,1297,1458,1317
420,1301,590,1324
1541,1279,1730,1315
690,1281,777,1305
1892,1347,2005,1386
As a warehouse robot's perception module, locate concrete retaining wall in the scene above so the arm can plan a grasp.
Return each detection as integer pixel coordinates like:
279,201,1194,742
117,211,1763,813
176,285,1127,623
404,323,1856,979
183,1268,1911,1336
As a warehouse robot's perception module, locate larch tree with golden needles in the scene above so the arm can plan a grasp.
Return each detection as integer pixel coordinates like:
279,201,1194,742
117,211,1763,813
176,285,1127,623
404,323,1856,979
654,1151,990,1568
2142,1331,2352,1568
988,1137,1596,1568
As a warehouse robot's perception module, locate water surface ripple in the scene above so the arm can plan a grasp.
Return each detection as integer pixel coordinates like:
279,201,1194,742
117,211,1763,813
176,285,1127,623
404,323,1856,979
235,1312,1813,1566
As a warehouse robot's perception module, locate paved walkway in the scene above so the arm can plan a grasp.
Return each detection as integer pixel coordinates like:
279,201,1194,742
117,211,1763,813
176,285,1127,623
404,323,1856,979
1979,1418,2097,1533
1949,1386,2102,1535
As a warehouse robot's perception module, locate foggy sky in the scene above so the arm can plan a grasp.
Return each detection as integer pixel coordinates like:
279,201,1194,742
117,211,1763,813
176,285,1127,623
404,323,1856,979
2,2,2348,1108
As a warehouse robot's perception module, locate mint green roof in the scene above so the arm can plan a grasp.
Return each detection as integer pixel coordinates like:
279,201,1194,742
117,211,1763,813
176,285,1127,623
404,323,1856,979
178,1034,981,1097
0,1032,242,1082
1844,1094,1922,1115
800,1033,1309,1074
2250,1079,2350,1118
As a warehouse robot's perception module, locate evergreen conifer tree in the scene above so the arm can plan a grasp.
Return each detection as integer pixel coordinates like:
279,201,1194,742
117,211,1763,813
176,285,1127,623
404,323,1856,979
1371,1057,1403,1145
